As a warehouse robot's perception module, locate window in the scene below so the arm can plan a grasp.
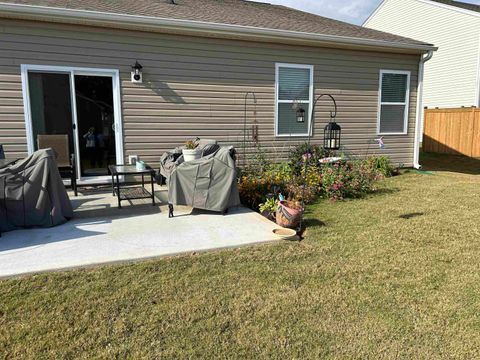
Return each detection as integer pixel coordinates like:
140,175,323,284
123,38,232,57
275,63,313,136
378,70,410,135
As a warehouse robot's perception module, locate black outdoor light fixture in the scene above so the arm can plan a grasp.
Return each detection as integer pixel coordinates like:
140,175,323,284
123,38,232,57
294,94,341,150
296,107,306,123
324,118,341,151
131,61,143,82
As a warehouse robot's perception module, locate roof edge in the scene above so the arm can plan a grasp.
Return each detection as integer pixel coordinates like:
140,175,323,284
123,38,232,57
363,0,388,26
0,2,437,53
417,0,480,17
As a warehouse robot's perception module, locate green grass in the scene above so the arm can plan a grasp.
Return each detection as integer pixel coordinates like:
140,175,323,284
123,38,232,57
1,155,480,359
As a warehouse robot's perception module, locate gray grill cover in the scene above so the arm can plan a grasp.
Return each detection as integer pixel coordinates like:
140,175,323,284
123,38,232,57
159,139,219,179
168,146,240,212
0,149,73,233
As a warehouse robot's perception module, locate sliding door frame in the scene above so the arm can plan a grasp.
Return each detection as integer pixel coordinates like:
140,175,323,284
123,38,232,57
20,64,124,184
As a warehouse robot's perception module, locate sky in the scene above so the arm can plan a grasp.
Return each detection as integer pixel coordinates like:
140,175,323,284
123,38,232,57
251,0,480,25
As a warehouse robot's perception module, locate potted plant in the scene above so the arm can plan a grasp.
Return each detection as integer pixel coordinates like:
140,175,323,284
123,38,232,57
182,140,201,162
276,200,304,229
259,197,278,222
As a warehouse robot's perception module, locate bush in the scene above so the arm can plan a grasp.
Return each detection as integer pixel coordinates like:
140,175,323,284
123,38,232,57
365,155,395,178
288,143,330,175
284,165,322,204
238,175,278,210
263,163,294,184
239,150,395,209
320,161,379,201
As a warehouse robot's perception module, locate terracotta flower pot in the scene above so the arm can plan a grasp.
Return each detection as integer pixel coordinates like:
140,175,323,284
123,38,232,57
276,201,304,229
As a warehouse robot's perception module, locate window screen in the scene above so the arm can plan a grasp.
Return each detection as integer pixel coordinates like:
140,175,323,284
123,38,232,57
378,71,410,134
276,64,313,136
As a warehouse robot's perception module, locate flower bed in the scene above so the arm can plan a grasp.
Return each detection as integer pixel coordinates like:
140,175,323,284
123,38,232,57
239,143,395,221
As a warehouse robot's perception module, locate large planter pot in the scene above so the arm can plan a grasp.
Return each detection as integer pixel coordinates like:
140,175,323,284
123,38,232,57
276,201,304,229
182,148,201,162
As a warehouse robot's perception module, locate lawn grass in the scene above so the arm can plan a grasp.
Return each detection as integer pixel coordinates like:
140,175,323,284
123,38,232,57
1,155,480,358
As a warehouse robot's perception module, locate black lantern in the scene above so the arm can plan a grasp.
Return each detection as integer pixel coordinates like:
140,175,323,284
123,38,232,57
131,61,143,81
324,121,341,150
296,107,306,123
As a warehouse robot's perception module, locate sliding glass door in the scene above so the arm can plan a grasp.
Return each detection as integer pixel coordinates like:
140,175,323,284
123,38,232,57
22,66,123,184
74,75,116,178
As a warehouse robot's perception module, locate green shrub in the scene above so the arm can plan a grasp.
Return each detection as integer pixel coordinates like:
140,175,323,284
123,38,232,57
365,155,395,178
288,142,330,175
320,161,379,201
238,173,282,210
239,151,394,209
263,163,294,184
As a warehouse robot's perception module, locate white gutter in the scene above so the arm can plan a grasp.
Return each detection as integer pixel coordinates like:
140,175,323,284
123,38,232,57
0,2,437,53
413,50,434,169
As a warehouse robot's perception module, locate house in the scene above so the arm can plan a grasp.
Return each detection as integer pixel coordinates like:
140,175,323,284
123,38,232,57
0,0,436,181
364,0,480,110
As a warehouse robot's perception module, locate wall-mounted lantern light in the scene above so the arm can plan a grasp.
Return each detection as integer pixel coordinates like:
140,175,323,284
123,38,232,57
131,61,143,83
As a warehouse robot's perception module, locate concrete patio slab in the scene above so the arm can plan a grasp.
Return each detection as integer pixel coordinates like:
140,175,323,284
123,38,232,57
0,186,279,278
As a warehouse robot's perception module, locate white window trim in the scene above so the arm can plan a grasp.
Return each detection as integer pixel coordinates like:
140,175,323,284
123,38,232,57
275,63,314,137
377,69,411,135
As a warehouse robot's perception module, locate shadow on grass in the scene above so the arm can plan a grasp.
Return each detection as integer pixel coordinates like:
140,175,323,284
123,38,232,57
303,218,326,228
399,212,424,220
420,152,480,175
370,187,399,196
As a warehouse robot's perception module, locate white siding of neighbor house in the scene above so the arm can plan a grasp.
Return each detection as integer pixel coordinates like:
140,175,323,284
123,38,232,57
365,0,480,109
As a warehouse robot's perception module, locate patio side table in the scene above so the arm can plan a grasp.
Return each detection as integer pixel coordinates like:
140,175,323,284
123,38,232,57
108,164,156,209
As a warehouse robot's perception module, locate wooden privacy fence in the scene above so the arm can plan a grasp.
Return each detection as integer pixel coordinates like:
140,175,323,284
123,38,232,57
423,107,480,157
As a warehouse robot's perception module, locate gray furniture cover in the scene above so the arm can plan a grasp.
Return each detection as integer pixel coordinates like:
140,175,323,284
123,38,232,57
159,139,219,179
0,148,73,233
168,146,240,213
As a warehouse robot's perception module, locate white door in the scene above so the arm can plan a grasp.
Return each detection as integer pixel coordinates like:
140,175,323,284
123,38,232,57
21,65,124,184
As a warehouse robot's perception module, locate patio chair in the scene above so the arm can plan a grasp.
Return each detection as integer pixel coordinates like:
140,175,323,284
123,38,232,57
37,134,77,196
0,144,4,160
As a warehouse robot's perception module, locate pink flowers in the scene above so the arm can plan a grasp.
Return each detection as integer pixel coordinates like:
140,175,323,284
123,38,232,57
302,152,312,162
332,182,344,191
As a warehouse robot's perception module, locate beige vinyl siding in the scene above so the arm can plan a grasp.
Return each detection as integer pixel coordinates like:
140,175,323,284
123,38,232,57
0,18,419,166
365,0,480,108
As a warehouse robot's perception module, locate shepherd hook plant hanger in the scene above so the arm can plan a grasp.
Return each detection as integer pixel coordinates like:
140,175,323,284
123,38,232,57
294,93,338,236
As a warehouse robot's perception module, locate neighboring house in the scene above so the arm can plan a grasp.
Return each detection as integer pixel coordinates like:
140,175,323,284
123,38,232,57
0,0,435,181
364,0,480,110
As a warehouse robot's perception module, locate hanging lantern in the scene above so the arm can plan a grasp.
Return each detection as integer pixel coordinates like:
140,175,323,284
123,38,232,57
296,107,306,123
324,121,341,150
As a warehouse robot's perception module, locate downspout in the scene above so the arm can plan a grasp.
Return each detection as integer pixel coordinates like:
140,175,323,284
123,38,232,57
413,49,434,169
